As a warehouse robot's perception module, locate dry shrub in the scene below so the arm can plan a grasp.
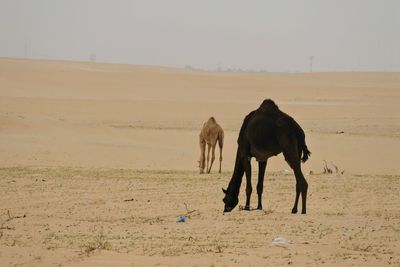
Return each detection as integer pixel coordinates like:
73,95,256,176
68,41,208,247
81,231,112,256
323,160,344,175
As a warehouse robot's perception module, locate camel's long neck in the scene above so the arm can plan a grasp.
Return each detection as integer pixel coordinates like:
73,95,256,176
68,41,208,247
227,149,244,197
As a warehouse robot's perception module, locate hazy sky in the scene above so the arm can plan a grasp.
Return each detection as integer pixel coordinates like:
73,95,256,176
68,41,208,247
1,0,399,71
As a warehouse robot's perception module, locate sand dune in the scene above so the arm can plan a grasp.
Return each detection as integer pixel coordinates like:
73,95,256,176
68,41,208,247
1,58,399,174
0,58,399,266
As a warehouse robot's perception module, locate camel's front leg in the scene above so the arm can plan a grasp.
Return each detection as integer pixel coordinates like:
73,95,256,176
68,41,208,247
243,158,252,210
199,139,206,174
257,161,267,210
207,144,216,173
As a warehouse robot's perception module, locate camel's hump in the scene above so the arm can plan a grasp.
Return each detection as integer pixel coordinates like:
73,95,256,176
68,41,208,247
259,99,279,112
207,117,217,124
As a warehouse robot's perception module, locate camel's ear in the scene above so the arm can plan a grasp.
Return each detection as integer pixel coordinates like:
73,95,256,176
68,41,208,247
222,188,227,194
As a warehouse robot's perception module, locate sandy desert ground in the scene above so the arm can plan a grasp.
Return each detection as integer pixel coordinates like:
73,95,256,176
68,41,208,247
0,58,399,266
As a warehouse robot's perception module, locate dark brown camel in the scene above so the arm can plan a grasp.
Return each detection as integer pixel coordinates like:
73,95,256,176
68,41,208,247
222,99,311,214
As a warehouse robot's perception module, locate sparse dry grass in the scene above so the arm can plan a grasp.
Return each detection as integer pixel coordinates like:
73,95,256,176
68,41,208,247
80,231,112,256
0,167,399,266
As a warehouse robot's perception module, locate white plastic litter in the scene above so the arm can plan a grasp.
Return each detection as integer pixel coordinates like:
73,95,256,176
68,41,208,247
271,237,290,248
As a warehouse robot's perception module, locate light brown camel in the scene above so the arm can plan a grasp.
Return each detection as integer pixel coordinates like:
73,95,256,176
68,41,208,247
198,117,224,174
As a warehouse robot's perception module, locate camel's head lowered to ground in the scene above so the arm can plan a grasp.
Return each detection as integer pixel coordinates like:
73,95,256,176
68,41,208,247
222,188,238,212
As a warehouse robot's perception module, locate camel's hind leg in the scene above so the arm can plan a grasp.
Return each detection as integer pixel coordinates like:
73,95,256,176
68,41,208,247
218,145,223,174
294,164,308,214
207,144,216,173
279,135,308,214
284,152,308,214
217,130,224,174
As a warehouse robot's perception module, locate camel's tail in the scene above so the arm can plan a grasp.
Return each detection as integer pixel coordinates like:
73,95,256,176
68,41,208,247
301,143,311,163
293,120,311,163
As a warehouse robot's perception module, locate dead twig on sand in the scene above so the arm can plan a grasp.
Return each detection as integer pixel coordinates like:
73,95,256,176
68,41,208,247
323,160,333,174
184,203,199,218
331,161,345,175
0,210,26,238
1,210,26,227
322,160,344,175
331,161,339,173
6,210,26,221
